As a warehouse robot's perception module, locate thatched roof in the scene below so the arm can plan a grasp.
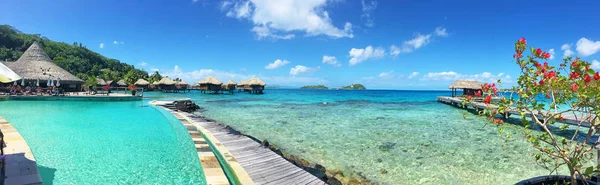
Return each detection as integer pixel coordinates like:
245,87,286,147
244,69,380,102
1,42,83,84
246,78,266,86
117,79,127,86
448,80,481,89
238,80,247,86
199,76,223,85
152,81,160,85
177,80,189,85
157,77,175,85
227,80,236,85
134,79,150,85
96,78,107,86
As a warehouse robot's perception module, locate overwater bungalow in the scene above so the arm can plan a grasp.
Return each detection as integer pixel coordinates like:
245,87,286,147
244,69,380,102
198,76,223,94
157,77,176,92
134,79,150,89
1,41,84,91
237,80,248,92
224,80,236,94
176,80,189,91
448,80,482,97
246,78,266,94
96,78,107,86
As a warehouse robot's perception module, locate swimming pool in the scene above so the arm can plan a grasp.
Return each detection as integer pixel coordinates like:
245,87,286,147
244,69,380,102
0,100,206,184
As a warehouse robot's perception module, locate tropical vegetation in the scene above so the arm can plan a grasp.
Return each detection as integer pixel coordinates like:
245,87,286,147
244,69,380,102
300,85,329,89
340,84,366,90
0,25,160,84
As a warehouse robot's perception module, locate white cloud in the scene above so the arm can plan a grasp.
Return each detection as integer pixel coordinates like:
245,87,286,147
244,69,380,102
390,34,432,56
421,71,511,83
378,71,393,78
265,59,290,70
434,26,448,37
221,0,353,40
99,43,104,49
161,65,326,86
224,0,252,19
361,0,378,27
562,44,574,57
290,65,320,75
113,40,124,44
576,38,600,57
348,45,385,66
548,49,555,60
592,60,600,70
408,72,419,79
322,55,341,67
138,61,147,67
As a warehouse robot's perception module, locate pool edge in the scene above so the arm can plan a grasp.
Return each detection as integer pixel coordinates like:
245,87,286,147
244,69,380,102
0,116,43,185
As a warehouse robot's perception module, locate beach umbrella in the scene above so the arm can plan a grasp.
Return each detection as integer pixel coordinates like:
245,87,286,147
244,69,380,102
0,61,21,83
13,80,17,86
47,78,50,86
36,78,39,86
50,78,54,87
21,78,24,86
56,77,61,87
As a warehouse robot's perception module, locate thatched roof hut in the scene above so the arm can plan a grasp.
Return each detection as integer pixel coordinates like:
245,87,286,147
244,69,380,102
1,41,83,84
449,80,482,97
96,78,107,86
227,80,236,85
117,79,127,86
177,80,189,86
157,77,175,85
246,78,266,86
199,76,223,85
152,81,160,85
134,79,150,86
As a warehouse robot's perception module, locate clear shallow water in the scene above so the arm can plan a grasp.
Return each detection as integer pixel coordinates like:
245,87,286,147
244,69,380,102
0,101,205,184
155,89,586,185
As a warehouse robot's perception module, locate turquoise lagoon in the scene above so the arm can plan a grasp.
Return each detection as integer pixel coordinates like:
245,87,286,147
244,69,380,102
160,89,585,185
0,101,205,184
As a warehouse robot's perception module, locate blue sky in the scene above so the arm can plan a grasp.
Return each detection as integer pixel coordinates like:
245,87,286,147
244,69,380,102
1,0,600,89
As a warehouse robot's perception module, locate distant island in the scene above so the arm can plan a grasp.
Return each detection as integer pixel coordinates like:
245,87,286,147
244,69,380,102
340,84,366,90
301,85,329,89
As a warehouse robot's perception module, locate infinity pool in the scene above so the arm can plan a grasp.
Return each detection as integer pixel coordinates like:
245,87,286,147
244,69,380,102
0,100,205,184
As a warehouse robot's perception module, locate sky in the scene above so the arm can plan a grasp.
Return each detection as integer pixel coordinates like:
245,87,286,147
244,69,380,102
1,0,600,89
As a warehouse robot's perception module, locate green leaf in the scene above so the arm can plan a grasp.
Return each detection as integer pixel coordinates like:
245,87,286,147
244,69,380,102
585,166,594,175
559,124,569,130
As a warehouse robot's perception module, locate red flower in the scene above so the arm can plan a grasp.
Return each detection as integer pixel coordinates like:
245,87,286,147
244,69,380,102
483,95,492,104
534,61,542,68
545,71,557,79
559,116,564,121
594,72,600,80
584,75,592,83
493,118,504,124
535,48,542,57
474,91,482,97
539,80,544,85
518,37,527,45
544,52,551,59
572,60,579,68
546,94,551,99
570,72,580,79
544,62,548,67
571,84,579,92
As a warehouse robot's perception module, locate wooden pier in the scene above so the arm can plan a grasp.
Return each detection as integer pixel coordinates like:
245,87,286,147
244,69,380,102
152,100,326,185
437,96,594,127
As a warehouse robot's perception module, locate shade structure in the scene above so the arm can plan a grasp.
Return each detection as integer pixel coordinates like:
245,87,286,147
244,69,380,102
177,80,189,86
96,78,107,86
134,79,150,86
20,78,24,86
46,78,50,86
448,80,481,89
199,76,223,85
1,41,83,85
36,78,39,86
246,78,266,86
56,77,61,87
50,79,54,86
227,80,237,85
116,79,127,86
157,77,176,85
0,61,21,83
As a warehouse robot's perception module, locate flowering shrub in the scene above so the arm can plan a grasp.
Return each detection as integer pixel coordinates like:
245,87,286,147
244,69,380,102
128,84,136,91
464,37,600,184
102,84,110,90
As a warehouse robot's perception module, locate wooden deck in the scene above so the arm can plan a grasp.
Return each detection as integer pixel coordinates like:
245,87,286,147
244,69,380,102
437,96,595,127
152,100,326,185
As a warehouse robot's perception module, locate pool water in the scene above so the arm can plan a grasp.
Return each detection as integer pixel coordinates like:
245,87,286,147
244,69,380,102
0,100,205,184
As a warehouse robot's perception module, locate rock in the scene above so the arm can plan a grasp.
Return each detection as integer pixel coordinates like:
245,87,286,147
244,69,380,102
376,116,385,120
380,169,388,174
378,142,396,152
376,158,383,163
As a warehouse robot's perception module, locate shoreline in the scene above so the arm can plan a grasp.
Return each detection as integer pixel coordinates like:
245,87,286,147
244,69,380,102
193,111,377,185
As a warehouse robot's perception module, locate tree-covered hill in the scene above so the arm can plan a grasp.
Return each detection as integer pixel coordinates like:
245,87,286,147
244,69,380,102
0,25,155,84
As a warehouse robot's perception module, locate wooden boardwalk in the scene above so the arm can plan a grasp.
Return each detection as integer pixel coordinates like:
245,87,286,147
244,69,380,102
437,96,595,127
154,101,326,185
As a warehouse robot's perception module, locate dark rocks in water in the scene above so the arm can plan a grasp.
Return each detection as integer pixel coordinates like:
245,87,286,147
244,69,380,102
277,120,289,125
380,169,388,174
422,141,432,147
261,140,270,147
378,142,396,152
296,139,304,143
376,158,383,163
416,156,423,160
375,116,385,120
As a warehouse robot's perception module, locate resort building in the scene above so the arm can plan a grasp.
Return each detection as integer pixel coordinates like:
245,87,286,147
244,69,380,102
156,77,176,92
116,80,127,87
134,79,150,89
1,42,84,91
448,79,482,97
198,76,223,94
